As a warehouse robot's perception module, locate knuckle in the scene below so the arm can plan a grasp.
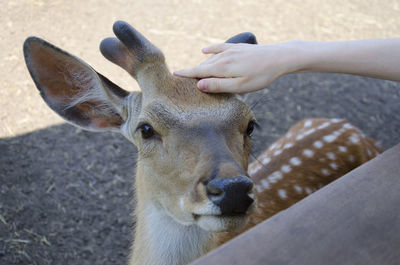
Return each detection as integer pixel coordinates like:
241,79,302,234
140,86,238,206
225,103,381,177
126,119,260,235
219,58,232,67
224,48,236,56
215,59,231,72
209,79,221,91
237,77,249,88
197,66,209,77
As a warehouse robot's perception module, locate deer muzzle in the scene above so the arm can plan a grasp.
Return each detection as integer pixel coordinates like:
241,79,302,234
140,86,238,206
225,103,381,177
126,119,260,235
206,176,254,216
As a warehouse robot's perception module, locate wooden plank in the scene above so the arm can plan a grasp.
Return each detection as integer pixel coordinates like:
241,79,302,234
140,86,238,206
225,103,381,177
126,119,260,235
191,144,400,265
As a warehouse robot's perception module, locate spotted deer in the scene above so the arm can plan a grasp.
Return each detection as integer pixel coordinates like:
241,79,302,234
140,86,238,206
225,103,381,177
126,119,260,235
23,21,381,265
227,118,382,238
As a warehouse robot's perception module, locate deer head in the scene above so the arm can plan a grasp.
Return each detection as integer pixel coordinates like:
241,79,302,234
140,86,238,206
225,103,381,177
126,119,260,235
23,21,258,235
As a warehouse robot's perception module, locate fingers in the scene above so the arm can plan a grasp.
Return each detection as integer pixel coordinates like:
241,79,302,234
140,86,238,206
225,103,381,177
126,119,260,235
202,43,233,54
174,43,236,78
197,77,244,93
173,64,215,78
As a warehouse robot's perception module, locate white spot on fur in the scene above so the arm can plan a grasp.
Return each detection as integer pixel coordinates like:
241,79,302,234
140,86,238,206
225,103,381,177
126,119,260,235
333,130,342,136
268,171,283,183
343,123,353,129
349,155,355,162
326,152,336,160
313,141,324,149
331,131,342,141
262,157,271,165
256,185,264,193
283,142,294,149
331,118,343,123
281,164,292,173
248,164,262,175
321,168,330,176
329,162,338,170
323,134,337,143
286,132,293,138
289,157,302,166
305,187,312,194
294,185,302,193
302,149,314,158
304,128,316,136
338,146,348,152
297,128,316,141
278,189,287,199
273,149,282,156
304,120,313,128
261,179,270,189
349,134,360,144
317,121,331,130
269,143,277,150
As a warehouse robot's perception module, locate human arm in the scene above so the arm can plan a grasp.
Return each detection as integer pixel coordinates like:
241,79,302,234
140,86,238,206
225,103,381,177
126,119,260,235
173,39,400,93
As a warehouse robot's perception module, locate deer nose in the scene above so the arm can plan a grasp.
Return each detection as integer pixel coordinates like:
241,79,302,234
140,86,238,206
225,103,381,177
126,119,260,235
206,176,254,216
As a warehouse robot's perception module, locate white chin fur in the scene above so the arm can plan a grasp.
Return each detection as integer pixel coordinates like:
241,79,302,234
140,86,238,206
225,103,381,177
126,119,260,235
197,215,248,232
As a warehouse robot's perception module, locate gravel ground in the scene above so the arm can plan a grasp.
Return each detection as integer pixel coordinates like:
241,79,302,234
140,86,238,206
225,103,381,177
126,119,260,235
1,1,399,264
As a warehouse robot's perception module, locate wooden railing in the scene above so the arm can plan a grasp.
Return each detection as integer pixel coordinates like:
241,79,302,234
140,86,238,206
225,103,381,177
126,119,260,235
191,144,400,265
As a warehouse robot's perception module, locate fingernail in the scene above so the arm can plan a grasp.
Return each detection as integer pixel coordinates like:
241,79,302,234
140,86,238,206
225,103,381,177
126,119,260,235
197,80,208,91
173,70,182,76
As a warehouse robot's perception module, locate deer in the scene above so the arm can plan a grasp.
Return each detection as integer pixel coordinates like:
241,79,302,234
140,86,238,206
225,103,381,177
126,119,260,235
217,118,382,243
23,21,381,265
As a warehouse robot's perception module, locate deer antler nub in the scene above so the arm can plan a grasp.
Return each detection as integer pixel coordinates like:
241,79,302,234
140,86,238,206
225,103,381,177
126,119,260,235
100,20,165,78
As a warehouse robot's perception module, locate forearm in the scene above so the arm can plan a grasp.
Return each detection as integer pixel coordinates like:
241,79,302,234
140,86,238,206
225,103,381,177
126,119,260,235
294,39,400,81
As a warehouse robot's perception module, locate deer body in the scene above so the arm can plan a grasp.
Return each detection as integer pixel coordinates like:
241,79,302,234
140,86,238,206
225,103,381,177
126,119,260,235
23,21,381,265
244,118,381,233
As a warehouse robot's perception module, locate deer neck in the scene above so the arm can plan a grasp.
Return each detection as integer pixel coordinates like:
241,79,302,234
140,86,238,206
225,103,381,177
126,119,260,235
130,167,219,265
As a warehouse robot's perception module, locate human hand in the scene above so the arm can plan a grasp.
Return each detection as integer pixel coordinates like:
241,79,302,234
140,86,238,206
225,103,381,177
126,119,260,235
174,42,302,93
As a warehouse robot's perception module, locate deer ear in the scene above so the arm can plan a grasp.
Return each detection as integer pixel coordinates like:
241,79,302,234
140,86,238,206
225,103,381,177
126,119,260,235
225,32,257,44
24,37,139,132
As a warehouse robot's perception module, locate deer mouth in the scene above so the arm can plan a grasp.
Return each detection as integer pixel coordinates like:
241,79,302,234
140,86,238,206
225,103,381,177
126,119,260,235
179,190,255,232
193,211,252,232
192,212,247,219
189,200,255,232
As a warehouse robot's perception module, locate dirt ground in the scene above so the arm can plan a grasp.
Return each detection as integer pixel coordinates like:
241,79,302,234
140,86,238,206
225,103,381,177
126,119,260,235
1,1,399,264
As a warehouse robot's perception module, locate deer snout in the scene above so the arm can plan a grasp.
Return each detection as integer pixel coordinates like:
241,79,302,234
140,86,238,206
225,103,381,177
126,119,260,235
206,177,254,216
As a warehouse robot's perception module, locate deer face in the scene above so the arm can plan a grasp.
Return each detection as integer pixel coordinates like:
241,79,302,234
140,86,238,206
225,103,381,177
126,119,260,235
24,21,257,232
126,76,256,231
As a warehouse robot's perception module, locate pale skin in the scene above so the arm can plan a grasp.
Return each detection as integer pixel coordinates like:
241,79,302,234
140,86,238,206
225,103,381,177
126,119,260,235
174,39,400,93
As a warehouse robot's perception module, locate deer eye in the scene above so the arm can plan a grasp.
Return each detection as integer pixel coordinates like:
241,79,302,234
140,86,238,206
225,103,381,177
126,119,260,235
246,120,257,136
137,123,156,139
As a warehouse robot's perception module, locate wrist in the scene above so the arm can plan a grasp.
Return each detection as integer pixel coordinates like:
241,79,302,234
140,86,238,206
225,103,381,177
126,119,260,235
284,40,316,74
269,40,313,75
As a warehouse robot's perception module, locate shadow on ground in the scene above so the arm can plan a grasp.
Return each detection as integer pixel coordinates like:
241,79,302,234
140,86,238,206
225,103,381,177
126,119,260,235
0,73,399,265
0,125,137,265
